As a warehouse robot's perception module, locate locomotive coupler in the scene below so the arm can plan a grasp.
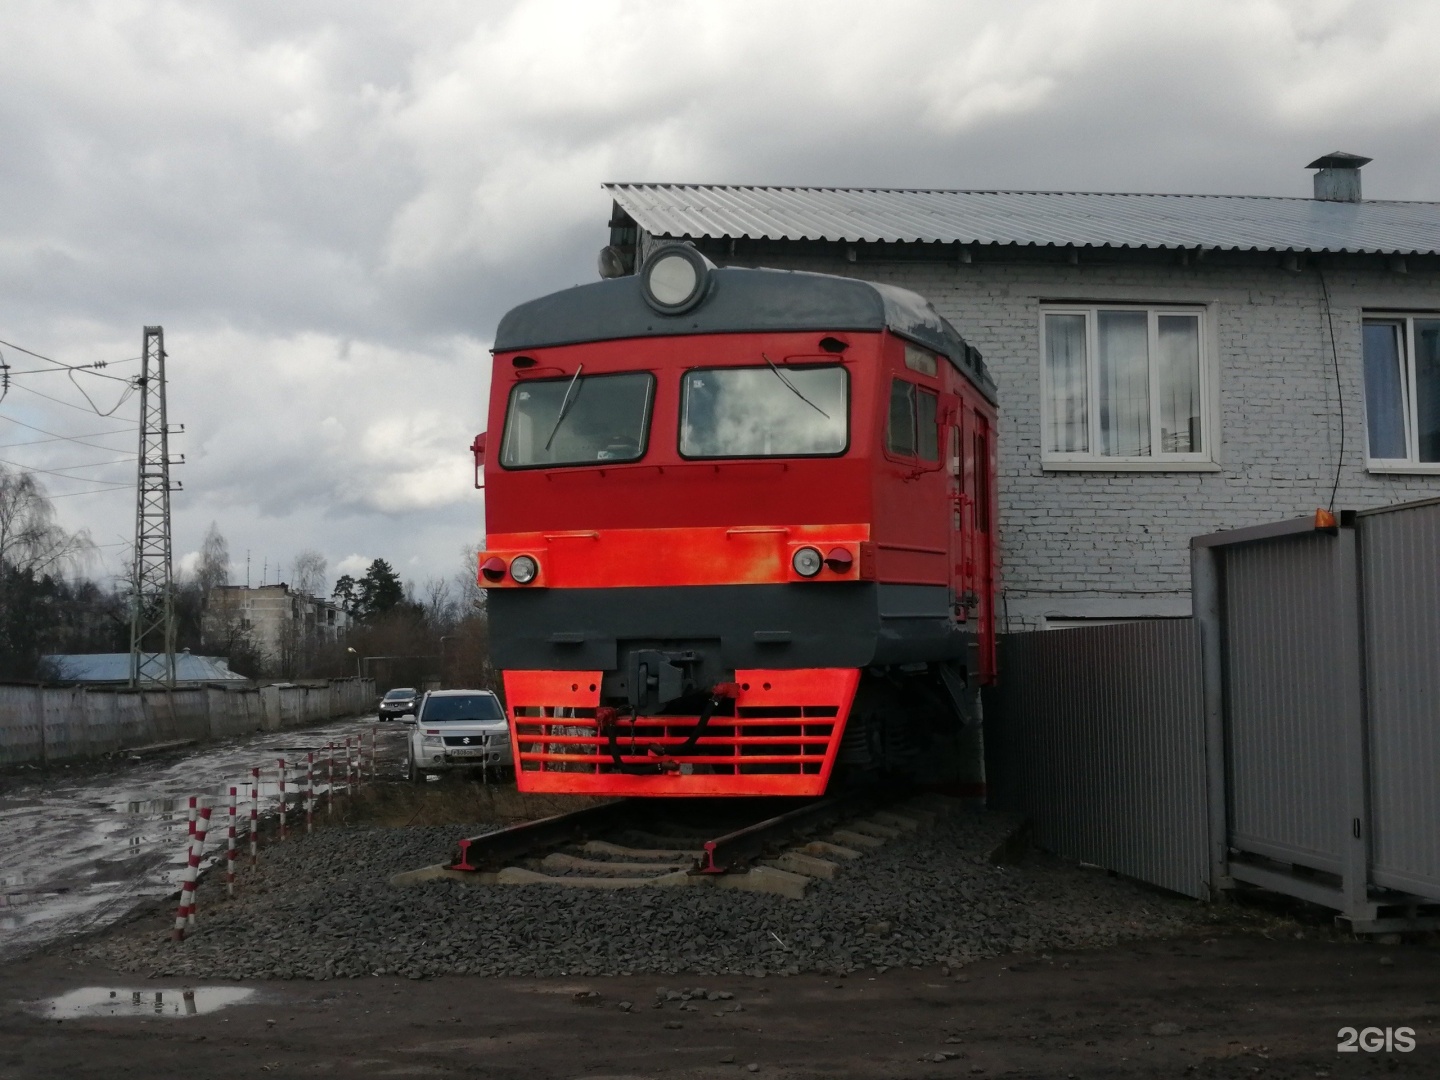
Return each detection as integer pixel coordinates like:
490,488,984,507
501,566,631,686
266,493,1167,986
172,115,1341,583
624,649,700,716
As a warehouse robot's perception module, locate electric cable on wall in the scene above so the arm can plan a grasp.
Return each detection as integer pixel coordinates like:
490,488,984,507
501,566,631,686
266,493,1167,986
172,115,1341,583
1317,264,1345,513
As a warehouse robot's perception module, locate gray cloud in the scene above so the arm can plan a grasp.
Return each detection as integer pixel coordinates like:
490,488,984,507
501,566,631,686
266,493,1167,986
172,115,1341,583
2,0,1438,592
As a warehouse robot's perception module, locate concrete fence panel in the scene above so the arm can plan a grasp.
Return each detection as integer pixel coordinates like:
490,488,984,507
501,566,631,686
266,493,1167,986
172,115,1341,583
83,691,123,757
0,685,44,765
172,688,210,742
259,685,282,732
0,676,375,765
113,692,149,750
41,687,87,760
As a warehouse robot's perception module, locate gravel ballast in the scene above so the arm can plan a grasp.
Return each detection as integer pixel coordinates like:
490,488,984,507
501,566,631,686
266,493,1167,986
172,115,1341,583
82,804,1202,980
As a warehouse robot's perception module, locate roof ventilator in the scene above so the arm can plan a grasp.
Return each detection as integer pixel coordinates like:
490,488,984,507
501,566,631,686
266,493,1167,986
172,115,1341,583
1308,151,1371,203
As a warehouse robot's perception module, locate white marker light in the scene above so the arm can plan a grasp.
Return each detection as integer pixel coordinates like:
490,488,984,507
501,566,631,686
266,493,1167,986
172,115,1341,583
792,547,823,577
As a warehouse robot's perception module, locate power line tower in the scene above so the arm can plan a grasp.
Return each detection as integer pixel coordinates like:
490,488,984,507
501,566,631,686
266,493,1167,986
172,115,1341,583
129,326,181,687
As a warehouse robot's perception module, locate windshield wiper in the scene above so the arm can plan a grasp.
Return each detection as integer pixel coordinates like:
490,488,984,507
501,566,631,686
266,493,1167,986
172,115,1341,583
543,364,584,450
763,354,829,419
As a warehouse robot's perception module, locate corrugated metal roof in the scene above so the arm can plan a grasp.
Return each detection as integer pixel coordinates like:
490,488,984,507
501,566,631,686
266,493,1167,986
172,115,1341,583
605,184,1440,256
44,653,249,683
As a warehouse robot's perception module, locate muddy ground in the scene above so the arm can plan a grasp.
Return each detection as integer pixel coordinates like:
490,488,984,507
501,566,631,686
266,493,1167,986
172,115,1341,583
3,932,1437,1079
4,729,1437,1077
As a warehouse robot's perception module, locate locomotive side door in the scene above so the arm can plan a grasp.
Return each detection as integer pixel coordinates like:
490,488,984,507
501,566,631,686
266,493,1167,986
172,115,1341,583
943,393,969,630
967,410,997,683
946,393,996,683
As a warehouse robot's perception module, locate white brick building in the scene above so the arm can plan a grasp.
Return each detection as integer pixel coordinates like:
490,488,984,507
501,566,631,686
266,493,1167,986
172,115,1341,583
603,156,1440,629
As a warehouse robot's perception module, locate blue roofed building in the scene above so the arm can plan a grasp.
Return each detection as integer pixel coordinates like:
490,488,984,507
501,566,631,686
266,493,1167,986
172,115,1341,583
44,652,249,684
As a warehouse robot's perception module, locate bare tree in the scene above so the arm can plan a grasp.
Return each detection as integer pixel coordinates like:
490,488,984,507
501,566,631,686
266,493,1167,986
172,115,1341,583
0,465,95,678
454,544,486,618
291,549,327,598
423,576,456,629
0,465,92,578
196,522,230,595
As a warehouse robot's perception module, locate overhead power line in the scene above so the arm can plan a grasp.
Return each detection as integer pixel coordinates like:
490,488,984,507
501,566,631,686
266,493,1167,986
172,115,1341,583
11,379,137,417
0,454,136,480
0,433,133,452
0,414,138,446
0,337,140,383
46,484,133,499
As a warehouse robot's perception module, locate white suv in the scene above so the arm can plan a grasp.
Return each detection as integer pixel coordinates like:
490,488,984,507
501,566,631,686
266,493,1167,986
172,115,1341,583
404,689,512,782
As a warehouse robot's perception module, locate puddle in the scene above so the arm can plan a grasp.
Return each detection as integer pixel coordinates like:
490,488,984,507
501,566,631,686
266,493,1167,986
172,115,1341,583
36,986,257,1018
0,717,402,962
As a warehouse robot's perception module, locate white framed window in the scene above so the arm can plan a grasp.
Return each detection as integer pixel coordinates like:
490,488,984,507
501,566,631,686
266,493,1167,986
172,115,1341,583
1363,315,1440,472
1040,305,1216,470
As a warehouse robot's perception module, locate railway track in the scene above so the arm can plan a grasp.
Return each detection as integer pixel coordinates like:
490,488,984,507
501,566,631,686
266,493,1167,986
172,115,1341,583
389,790,959,898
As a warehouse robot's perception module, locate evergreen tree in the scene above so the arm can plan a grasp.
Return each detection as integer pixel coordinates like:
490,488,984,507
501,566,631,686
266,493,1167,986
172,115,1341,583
358,558,405,617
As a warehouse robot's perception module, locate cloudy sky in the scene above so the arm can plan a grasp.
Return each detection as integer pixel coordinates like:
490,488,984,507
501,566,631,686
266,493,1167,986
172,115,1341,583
3,0,1438,597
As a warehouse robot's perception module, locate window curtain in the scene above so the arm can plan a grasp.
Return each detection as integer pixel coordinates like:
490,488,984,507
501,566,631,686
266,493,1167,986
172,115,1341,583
1097,311,1150,456
1362,322,1407,459
1415,320,1440,463
1157,315,1201,453
1044,314,1087,452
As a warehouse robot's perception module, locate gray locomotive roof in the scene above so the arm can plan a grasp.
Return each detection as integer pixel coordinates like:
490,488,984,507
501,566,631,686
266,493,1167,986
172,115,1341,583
604,183,1440,256
494,264,996,402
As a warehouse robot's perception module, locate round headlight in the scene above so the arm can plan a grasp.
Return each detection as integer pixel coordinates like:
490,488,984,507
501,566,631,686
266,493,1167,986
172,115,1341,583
792,546,823,577
640,244,713,315
510,555,538,584
480,556,507,583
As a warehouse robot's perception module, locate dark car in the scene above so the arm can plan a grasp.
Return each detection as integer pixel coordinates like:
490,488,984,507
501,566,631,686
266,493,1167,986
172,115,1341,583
378,687,418,720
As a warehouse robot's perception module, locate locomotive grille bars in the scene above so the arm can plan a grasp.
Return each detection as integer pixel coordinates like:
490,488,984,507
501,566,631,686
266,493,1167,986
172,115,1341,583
504,668,860,797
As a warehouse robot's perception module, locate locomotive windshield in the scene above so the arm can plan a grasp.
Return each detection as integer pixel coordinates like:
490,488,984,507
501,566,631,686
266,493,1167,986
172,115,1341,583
680,365,848,458
501,372,654,467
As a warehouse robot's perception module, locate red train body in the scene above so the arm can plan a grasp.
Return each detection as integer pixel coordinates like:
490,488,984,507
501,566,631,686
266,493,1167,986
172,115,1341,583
475,246,998,797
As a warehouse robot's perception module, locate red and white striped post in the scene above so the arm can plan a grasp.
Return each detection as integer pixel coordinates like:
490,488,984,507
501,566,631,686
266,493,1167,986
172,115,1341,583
326,742,334,814
188,802,211,929
344,736,354,794
226,786,237,897
187,795,197,839
305,751,315,834
173,801,211,941
277,758,288,841
249,767,260,865
370,725,377,781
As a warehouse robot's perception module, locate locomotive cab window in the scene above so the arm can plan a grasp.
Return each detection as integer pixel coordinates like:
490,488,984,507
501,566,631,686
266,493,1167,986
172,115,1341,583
887,379,939,461
680,364,848,458
500,371,654,468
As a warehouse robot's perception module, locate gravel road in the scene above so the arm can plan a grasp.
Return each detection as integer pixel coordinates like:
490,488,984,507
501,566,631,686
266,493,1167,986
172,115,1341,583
83,799,1203,981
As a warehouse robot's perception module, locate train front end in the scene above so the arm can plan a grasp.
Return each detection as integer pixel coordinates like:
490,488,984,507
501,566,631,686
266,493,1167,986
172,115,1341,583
476,246,995,797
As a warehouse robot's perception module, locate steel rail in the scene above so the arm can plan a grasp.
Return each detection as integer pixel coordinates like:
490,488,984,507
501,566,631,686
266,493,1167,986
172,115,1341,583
445,787,903,877
448,799,635,871
695,789,882,873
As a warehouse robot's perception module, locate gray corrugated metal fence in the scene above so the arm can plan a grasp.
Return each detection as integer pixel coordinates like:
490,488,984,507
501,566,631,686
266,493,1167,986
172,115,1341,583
0,677,376,766
1359,500,1440,900
1191,503,1440,931
986,620,1208,899
1220,533,1347,873
989,499,1438,930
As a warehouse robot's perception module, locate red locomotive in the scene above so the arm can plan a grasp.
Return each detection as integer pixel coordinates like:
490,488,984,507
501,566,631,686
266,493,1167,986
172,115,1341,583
473,244,997,797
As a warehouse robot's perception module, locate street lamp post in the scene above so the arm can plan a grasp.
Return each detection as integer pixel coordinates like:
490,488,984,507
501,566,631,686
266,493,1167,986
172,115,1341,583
346,646,361,680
